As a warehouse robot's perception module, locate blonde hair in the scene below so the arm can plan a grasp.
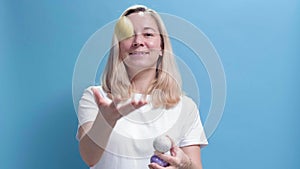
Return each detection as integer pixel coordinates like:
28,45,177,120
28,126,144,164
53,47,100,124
102,5,182,108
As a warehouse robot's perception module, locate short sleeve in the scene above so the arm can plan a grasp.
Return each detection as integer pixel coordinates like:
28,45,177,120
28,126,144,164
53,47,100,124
179,97,208,148
77,86,99,127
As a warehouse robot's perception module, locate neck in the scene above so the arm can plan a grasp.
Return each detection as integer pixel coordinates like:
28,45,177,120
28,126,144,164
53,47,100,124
128,68,156,93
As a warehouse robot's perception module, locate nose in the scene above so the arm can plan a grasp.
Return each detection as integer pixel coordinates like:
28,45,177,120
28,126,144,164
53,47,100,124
132,34,144,47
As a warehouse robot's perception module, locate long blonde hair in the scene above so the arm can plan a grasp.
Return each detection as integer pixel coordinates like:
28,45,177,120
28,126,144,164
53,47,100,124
102,5,182,108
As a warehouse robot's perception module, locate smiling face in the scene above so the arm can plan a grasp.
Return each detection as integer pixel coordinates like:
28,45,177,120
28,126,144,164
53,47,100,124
119,12,162,76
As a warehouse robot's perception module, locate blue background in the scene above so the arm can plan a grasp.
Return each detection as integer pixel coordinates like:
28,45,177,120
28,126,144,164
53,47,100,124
1,0,299,168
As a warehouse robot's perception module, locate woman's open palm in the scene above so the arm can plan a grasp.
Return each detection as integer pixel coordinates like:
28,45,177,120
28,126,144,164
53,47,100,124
91,87,147,125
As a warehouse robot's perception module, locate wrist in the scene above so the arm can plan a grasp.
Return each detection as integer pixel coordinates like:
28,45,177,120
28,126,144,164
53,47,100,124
181,156,192,169
187,157,192,169
100,110,120,127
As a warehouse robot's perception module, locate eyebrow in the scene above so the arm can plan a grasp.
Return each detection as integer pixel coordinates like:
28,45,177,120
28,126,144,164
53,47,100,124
143,27,158,32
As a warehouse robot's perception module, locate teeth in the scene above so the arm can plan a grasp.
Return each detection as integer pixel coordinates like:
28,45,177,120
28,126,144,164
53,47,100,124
129,51,148,55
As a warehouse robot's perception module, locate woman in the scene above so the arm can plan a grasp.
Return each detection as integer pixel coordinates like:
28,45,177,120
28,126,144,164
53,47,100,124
77,5,208,169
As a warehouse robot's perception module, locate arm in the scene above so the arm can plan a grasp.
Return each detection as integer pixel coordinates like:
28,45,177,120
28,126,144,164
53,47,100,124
181,145,203,169
78,122,105,167
149,97,207,169
78,88,147,167
78,114,116,167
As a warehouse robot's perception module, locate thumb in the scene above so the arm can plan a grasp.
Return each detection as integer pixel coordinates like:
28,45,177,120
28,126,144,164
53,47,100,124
91,87,109,106
170,145,181,157
166,135,178,156
166,135,176,148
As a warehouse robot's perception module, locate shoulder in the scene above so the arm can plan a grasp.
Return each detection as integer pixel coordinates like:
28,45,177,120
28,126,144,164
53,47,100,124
181,95,198,109
177,95,200,119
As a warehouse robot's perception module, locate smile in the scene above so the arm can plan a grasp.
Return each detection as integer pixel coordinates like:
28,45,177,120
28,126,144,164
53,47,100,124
128,51,150,56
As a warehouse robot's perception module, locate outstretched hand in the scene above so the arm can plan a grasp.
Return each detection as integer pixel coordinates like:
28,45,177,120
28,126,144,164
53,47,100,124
91,88,147,125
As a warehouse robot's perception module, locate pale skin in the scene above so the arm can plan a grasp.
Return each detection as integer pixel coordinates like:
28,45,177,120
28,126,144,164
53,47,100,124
149,139,203,169
78,12,204,168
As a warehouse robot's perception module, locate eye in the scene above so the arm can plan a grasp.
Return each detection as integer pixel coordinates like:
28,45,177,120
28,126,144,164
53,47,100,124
144,33,154,37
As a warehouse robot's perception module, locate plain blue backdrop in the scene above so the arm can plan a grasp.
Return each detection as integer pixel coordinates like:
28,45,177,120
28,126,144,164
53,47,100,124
1,0,299,169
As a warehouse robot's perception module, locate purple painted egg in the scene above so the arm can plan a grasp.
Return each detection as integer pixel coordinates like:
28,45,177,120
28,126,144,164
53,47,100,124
150,155,169,167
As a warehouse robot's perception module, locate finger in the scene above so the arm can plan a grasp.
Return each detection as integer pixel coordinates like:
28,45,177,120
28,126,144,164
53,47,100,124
148,163,165,169
154,150,161,156
164,135,179,156
91,88,102,104
140,94,148,104
132,99,147,108
112,95,123,105
170,146,178,157
117,100,147,116
131,93,148,104
91,87,109,106
148,163,154,169
156,153,177,166
166,135,176,148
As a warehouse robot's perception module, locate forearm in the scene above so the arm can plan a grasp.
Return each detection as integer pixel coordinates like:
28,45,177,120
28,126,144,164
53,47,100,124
177,156,202,169
79,133,105,167
79,111,118,166
182,146,203,169
188,159,203,169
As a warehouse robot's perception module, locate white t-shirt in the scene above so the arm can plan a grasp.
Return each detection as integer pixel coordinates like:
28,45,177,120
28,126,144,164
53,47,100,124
76,86,208,169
